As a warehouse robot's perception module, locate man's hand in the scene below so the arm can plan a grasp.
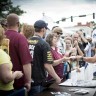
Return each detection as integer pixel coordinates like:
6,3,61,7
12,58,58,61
73,40,78,47
14,71,23,79
55,77,61,84
76,56,82,61
70,56,83,61
77,31,83,36
70,56,77,61
24,82,31,92
63,56,70,61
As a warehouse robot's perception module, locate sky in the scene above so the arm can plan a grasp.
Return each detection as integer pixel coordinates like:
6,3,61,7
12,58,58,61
12,0,96,28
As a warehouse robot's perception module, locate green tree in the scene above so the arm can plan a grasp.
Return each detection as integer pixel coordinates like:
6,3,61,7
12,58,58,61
0,0,25,19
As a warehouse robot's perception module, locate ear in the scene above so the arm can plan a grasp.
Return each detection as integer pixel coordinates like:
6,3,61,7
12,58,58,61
17,22,20,27
41,28,45,32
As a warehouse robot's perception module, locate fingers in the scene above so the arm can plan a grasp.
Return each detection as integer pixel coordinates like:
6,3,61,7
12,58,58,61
25,83,31,92
15,71,23,79
55,78,61,84
69,56,82,61
69,56,76,61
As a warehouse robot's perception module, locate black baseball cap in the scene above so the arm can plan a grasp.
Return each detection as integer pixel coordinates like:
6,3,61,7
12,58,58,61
34,20,48,29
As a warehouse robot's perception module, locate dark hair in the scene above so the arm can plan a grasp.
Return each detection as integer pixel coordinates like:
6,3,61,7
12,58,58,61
0,19,7,27
35,27,42,32
46,33,54,46
69,52,73,57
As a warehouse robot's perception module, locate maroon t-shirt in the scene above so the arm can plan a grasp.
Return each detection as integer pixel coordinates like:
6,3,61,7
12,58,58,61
5,30,32,89
48,47,64,79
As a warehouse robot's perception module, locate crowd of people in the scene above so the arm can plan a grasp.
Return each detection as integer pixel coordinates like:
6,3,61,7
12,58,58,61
0,13,96,96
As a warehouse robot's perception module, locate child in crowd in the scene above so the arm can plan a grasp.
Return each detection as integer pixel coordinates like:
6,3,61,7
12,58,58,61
63,37,72,79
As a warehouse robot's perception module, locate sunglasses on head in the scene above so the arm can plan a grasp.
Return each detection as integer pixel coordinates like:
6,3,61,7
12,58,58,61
57,32,63,35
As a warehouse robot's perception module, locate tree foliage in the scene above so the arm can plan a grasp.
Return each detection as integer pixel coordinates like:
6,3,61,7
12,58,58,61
0,0,25,18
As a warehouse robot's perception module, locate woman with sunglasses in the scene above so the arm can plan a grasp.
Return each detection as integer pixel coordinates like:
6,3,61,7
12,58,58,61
52,27,65,55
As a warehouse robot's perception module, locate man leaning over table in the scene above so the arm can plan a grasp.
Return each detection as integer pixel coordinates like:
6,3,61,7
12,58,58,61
28,20,61,96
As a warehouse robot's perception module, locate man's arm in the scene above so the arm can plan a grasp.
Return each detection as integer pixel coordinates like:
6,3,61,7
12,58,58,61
18,36,32,91
83,55,96,63
44,63,61,84
23,63,32,91
77,31,88,43
53,57,70,66
74,41,84,56
84,43,91,52
71,55,96,64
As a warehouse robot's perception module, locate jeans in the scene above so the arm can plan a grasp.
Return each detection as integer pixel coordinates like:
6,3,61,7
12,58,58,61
0,90,14,96
64,62,70,79
28,85,46,96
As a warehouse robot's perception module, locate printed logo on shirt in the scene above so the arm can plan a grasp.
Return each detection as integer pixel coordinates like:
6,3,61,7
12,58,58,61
28,40,38,44
0,39,10,54
28,39,38,58
47,51,53,61
29,44,35,58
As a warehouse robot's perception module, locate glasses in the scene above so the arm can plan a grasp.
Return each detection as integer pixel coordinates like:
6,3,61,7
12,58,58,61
56,32,63,35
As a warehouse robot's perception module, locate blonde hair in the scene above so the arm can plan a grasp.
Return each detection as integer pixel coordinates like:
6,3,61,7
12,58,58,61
21,23,34,39
64,37,72,43
52,27,62,33
0,25,4,45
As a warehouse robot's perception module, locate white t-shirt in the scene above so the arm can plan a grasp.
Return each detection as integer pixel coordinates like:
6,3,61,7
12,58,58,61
84,42,91,57
57,38,65,55
92,29,96,43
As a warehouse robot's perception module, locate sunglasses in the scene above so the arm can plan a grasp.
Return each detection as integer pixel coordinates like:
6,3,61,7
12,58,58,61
57,32,63,35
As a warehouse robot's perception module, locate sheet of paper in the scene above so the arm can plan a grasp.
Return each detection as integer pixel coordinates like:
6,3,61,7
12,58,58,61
59,79,73,86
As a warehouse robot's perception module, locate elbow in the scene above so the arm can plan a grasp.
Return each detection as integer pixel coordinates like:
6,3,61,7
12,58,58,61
80,53,84,57
44,63,48,69
53,61,57,66
82,54,84,57
44,63,52,69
